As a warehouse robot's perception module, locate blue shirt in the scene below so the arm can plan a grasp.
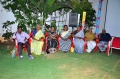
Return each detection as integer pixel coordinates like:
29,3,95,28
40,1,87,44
100,33,111,42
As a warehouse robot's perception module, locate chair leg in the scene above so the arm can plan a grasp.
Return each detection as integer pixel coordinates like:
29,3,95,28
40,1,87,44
111,48,112,54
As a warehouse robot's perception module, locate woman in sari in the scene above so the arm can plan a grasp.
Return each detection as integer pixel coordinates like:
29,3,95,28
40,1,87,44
31,24,44,55
47,26,58,53
60,25,71,53
72,26,84,53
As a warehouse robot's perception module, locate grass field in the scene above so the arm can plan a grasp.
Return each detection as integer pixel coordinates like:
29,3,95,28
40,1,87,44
0,46,120,79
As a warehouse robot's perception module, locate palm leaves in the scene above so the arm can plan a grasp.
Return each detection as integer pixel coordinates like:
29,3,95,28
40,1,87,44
0,0,71,30
0,0,96,31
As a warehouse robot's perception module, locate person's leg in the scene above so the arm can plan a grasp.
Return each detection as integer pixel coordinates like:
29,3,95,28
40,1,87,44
87,41,91,53
48,40,51,49
74,39,84,53
102,42,108,51
36,41,44,55
18,42,23,56
31,40,35,54
24,42,31,56
80,40,84,53
98,41,104,51
51,39,55,48
50,39,57,53
87,41,96,53
52,39,58,48
24,42,34,59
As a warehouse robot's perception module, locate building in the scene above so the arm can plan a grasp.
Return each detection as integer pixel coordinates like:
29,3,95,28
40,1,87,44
0,0,120,37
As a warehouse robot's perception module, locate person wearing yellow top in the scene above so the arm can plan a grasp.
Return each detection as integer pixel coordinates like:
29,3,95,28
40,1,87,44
85,28,96,53
31,24,44,55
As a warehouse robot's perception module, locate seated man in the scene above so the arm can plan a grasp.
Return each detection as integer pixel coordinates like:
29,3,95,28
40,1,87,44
98,29,112,52
85,28,96,53
12,26,34,60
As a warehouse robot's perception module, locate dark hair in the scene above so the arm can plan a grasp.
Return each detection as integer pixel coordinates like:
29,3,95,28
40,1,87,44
17,26,22,29
51,26,54,28
78,26,82,28
63,25,68,28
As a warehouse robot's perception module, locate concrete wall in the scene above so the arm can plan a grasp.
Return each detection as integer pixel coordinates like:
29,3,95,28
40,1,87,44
0,0,120,37
105,0,120,37
89,0,107,33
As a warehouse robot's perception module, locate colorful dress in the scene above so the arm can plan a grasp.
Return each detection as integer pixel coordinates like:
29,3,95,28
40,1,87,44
31,30,44,55
60,31,71,52
48,31,58,49
74,30,84,53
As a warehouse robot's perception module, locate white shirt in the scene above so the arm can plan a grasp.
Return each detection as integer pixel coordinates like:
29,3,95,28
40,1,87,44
12,32,30,43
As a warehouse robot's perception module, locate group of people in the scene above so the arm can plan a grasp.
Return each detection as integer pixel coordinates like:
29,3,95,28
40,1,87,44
12,24,111,60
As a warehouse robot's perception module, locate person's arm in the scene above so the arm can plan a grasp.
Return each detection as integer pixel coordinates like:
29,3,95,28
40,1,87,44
12,32,17,41
60,35,65,40
24,32,30,41
38,31,44,41
74,36,83,39
52,33,58,39
12,32,17,45
24,32,30,39
108,33,112,41
75,31,84,39
59,31,65,40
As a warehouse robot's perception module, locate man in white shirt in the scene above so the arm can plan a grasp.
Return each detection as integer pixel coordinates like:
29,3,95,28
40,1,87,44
12,26,34,60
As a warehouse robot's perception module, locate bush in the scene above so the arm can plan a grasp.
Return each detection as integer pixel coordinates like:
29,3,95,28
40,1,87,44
2,32,13,40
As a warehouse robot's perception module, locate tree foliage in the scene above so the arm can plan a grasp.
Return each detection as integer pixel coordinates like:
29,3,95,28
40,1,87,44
0,0,96,31
70,0,96,28
0,0,71,30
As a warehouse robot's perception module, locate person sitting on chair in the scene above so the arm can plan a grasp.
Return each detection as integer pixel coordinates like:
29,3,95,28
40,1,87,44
47,26,58,54
31,24,44,55
85,28,96,53
72,26,84,53
98,29,112,52
60,25,71,53
12,26,34,60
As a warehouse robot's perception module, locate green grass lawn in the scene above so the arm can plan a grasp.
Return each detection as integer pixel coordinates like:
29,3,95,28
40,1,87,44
0,46,120,79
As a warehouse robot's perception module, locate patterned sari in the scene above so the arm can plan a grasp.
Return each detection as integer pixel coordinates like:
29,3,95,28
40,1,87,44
60,31,71,52
31,30,44,55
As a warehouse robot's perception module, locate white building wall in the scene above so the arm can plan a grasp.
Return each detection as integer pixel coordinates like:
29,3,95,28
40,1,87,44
0,0,120,37
89,0,107,33
105,0,120,37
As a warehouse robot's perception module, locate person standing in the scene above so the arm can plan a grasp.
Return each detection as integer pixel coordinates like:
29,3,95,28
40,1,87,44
12,26,34,60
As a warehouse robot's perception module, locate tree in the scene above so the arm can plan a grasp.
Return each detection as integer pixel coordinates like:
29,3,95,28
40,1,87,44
0,0,71,31
70,0,96,29
0,0,96,31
